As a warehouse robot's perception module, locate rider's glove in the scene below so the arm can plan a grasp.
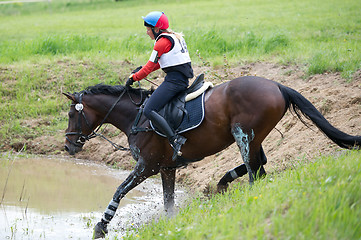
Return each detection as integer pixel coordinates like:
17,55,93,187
125,74,135,87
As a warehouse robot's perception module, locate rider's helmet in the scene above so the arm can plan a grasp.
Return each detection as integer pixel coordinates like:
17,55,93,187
142,11,169,30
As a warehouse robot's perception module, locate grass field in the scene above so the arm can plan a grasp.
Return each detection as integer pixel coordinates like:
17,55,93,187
1,0,360,69
123,151,361,240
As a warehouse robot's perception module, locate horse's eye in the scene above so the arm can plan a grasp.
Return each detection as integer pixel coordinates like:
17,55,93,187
68,112,75,118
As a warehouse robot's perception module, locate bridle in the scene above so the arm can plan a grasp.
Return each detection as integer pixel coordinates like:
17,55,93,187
65,89,132,151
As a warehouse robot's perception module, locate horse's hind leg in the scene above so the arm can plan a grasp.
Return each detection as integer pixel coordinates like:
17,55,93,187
260,145,267,165
217,164,247,192
231,123,264,185
217,146,267,192
256,145,267,178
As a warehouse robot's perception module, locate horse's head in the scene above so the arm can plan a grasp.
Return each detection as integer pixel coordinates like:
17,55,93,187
63,84,152,155
63,92,99,155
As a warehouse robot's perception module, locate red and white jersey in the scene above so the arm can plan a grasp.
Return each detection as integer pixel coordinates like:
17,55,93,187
154,33,191,69
132,32,193,81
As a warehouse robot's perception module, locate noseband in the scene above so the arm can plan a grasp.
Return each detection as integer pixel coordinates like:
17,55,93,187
65,89,131,151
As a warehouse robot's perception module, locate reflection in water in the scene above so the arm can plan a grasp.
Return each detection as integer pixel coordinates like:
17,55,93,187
0,156,143,213
0,156,173,239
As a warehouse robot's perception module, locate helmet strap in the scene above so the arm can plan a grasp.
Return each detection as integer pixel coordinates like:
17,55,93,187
152,28,162,40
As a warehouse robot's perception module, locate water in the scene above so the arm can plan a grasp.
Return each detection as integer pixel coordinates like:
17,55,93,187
0,156,180,239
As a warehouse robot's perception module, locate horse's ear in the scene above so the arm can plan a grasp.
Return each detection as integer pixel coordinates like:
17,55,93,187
63,92,75,101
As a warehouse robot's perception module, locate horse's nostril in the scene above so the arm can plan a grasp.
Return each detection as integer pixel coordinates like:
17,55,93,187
64,145,70,152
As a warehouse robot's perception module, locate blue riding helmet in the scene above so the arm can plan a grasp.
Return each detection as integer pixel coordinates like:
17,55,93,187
142,11,169,30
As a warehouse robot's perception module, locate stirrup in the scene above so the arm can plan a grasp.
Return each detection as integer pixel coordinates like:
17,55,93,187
170,135,187,161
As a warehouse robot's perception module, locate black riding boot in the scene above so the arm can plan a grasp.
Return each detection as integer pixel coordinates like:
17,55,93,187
148,110,187,160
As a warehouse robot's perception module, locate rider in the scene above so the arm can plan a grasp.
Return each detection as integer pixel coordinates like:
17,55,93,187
126,11,194,160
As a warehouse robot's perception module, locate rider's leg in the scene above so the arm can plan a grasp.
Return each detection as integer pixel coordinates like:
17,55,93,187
144,72,188,160
147,110,186,160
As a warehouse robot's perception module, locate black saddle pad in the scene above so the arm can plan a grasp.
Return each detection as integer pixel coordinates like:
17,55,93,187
150,92,205,137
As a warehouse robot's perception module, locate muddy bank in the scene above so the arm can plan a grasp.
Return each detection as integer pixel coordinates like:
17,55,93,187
5,63,361,193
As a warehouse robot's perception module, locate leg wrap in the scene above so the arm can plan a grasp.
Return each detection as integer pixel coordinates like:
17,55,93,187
218,164,247,185
102,199,120,223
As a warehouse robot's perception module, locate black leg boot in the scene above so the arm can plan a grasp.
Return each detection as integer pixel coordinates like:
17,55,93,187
148,111,186,160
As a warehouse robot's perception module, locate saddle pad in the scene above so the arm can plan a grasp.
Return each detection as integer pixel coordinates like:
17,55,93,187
185,82,213,102
151,92,205,137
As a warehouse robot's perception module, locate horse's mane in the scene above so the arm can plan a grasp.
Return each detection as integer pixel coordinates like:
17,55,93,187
77,84,153,97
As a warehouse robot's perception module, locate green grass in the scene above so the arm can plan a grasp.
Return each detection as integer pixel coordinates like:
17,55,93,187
123,151,361,240
0,0,360,149
1,0,360,68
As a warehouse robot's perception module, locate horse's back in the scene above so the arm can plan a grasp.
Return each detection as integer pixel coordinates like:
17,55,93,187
227,76,281,95
226,76,285,108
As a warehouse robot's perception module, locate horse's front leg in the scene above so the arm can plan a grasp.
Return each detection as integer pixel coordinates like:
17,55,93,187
160,167,176,216
93,158,158,239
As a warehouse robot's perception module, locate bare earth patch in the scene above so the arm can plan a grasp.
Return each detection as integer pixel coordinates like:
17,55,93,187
21,63,361,193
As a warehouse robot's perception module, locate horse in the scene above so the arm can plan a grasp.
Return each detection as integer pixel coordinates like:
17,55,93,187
63,76,361,238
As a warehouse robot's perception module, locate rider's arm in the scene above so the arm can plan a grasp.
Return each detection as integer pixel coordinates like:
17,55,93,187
132,61,160,81
132,37,172,81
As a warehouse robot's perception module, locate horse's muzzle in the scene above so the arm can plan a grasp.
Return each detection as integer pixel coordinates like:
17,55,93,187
64,143,82,155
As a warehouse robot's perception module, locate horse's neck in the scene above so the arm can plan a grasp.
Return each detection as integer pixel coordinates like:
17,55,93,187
89,94,139,136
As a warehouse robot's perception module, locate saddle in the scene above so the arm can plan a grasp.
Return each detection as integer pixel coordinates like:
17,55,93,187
131,74,213,137
157,74,205,130
151,73,214,136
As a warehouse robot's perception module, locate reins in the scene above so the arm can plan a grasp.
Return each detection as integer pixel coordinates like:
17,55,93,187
87,89,130,151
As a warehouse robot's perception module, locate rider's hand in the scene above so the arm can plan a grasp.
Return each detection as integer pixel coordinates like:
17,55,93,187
125,74,135,87
131,66,142,74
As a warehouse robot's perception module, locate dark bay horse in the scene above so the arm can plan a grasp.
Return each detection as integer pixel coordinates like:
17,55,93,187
63,76,360,238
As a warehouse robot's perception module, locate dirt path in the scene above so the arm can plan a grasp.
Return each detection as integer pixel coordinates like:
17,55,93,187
22,63,361,193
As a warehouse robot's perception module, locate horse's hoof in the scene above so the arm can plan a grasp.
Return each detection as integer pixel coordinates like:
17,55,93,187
217,184,228,194
93,221,108,239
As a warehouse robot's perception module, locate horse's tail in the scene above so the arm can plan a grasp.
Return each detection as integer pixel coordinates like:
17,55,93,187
278,84,361,150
